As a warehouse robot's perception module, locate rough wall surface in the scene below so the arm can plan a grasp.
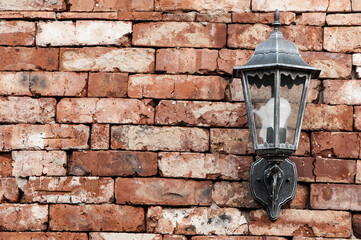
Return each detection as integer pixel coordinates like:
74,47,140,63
0,0,361,239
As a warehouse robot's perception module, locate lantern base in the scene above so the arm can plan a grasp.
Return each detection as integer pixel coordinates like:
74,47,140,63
250,157,297,221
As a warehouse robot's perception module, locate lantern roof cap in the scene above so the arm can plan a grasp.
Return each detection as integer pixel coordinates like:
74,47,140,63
233,9,321,78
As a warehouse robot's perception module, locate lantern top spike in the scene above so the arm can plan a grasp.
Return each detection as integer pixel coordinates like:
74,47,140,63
273,9,280,31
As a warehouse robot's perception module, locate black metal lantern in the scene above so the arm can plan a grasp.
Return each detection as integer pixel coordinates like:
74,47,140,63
233,10,321,221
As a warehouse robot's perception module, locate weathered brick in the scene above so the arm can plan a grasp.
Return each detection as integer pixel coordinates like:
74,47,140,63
118,12,162,21
328,0,351,11
128,75,225,100
0,21,35,45
252,0,328,11
111,125,209,152
21,176,113,203
249,209,351,237
0,11,56,19
0,153,12,177
290,157,315,182
2,124,89,150
192,237,287,240
281,25,322,51
293,238,348,240
57,12,118,20
91,124,110,149
162,12,196,22
326,13,361,25
314,157,356,183
155,0,249,12
50,204,145,231
158,152,252,180
70,150,157,176
354,1,361,11
196,12,231,23
311,183,361,211
133,22,226,48
353,215,361,238
90,233,162,240
302,104,353,131
323,80,361,104
156,101,247,127
354,53,361,65
116,178,212,206
288,184,309,209
324,27,361,53
232,12,295,24
37,21,131,46
0,97,55,123
60,47,154,72
0,0,65,11
156,48,218,74
0,204,48,231
210,128,252,155
294,133,312,156
0,232,88,240
88,72,128,97
297,13,326,26
357,67,361,78
68,0,153,11
301,52,352,79
12,151,67,177
0,47,58,71
0,178,19,202
0,72,30,96
212,181,259,208
217,49,253,75
57,98,154,124
356,160,361,183
147,206,248,235
311,132,359,159
228,24,272,49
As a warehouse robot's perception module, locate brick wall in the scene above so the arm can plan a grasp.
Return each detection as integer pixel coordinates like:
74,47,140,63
0,0,360,239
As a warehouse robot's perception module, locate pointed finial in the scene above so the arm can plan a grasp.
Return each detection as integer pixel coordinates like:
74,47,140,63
273,9,281,31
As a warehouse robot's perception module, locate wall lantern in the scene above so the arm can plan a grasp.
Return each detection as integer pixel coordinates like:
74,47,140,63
233,10,321,221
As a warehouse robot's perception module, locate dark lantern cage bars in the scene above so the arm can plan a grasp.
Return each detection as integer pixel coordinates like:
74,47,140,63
232,9,321,221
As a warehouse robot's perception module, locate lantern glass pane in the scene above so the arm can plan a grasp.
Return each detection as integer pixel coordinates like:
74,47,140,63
279,72,306,146
247,72,275,147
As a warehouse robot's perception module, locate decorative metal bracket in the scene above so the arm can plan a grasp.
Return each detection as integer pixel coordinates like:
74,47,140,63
250,158,297,221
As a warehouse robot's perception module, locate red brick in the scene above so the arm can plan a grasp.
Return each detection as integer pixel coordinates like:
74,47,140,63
0,47,58,71
326,13,361,25
232,12,295,24
37,21,131,46
210,128,252,155
155,0,250,12
0,21,35,46
288,184,309,209
162,12,196,22
156,48,218,74
301,52,352,79
70,150,157,176
324,27,361,53
147,206,248,235
88,73,127,97
353,215,361,238
196,12,231,23
91,124,109,150
328,0,351,12
116,178,212,206
0,97,55,124
0,204,48,231
21,176,113,203
323,80,361,104
12,151,67,177
228,24,272,49
311,132,359,159
0,153,12,177
0,178,19,202
290,157,315,182
2,124,89,150
295,132,311,156
297,13,326,26
68,0,153,11
50,204,145,231
118,12,162,21
57,98,154,124
159,152,252,180
30,72,87,97
128,75,225,100
0,0,65,11
91,233,162,240
111,125,209,152
281,25,322,51
217,49,253,75
133,22,226,48
212,181,259,208
252,0,328,11
57,12,118,20
311,184,361,210
353,1,361,11
156,101,247,127
302,104,353,131
356,160,361,183
0,11,56,19
249,209,351,237
314,157,356,183
193,237,287,240
0,232,87,240
0,72,30,96
60,47,155,72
